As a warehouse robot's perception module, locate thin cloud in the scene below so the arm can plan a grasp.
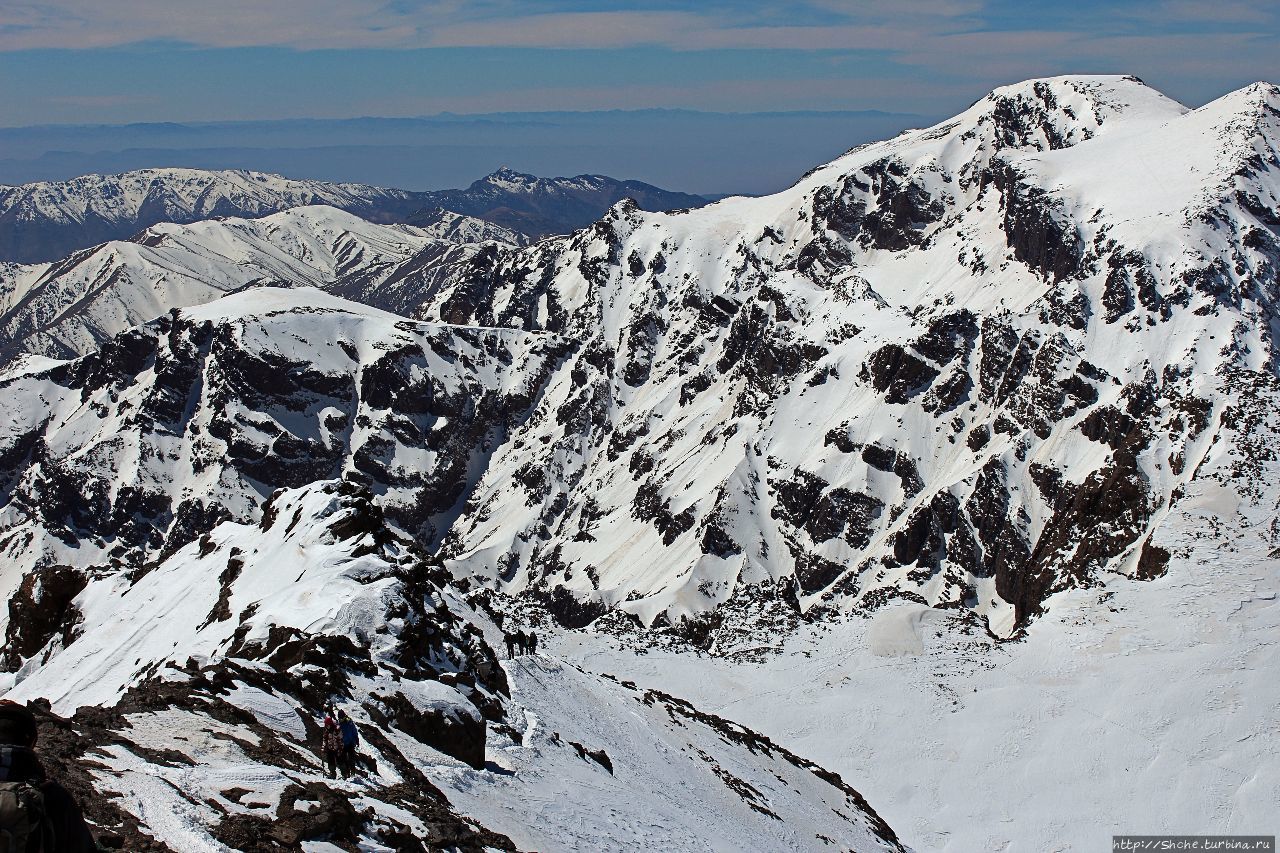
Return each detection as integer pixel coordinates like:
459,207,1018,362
1144,0,1275,25
2,0,1277,122
0,1,987,51
0,0,424,50
3,0,1275,59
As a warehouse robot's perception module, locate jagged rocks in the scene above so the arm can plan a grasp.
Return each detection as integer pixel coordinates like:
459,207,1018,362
990,162,1085,282
862,344,940,404
213,782,367,851
3,565,85,670
811,159,946,251
373,691,487,770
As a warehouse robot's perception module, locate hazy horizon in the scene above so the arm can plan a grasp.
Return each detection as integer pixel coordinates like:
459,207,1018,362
0,108,937,196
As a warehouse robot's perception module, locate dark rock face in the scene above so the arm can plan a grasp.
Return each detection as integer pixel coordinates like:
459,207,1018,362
377,691,486,770
771,469,884,553
990,162,1085,282
860,311,979,410
538,587,608,630
811,159,947,251
1016,449,1151,619
0,306,567,585
863,344,940,404
3,565,85,670
212,781,377,851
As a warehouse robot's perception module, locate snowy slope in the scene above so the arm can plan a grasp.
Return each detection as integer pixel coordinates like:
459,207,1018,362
407,207,532,247
0,205,515,363
553,384,1280,851
434,656,904,853
3,479,904,852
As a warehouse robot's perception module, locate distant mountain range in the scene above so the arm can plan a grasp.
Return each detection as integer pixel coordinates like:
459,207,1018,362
407,167,706,239
0,166,708,263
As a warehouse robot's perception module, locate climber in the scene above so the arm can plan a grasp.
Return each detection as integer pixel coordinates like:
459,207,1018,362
337,711,360,780
0,700,96,852
467,633,495,682
527,631,539,656
321,708,343,780
516,630,529,656
504,632,517,659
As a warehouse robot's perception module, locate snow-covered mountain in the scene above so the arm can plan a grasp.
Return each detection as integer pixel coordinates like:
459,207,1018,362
403,75,1279,638
0,166,704,264
0,168,437,264
0,205,516,363
1,74,1278,850
4,74,1279,636
405,167,710,239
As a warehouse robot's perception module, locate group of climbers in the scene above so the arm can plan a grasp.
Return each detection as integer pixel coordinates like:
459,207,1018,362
320,705,361,781
502,629,538,659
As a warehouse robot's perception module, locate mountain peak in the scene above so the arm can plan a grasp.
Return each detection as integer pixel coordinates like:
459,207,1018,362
490,165,529,178
475,166,542,190
967,74,1187,153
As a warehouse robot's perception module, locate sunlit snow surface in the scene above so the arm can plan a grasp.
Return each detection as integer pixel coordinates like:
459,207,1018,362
558,481,1280,851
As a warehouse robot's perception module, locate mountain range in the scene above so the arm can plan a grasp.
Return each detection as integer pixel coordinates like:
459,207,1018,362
0,74,1277,851
0,167,708,264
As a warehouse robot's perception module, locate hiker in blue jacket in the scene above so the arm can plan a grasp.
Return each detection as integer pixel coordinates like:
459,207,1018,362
337,711,360,779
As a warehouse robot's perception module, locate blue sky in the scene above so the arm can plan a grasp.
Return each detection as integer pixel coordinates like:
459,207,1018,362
2,0,1278,125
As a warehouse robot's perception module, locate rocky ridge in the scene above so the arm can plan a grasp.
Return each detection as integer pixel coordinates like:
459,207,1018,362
3,477,905,851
